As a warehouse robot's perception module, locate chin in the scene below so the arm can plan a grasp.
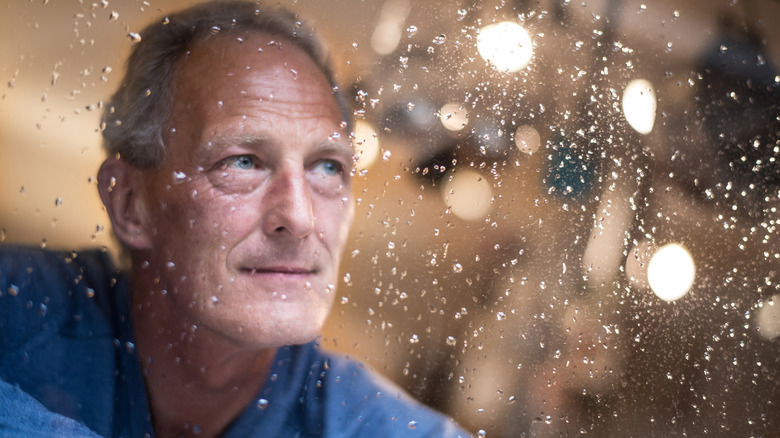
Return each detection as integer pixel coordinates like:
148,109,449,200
219,299,332,349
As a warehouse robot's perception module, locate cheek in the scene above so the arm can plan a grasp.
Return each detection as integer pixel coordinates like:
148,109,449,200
159,187,256,241
316,197,354,245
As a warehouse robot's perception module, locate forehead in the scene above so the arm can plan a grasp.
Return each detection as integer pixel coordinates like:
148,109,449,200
170,31,339,117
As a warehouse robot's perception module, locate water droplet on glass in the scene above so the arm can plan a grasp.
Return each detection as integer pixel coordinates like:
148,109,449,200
109,11,119,21
452,263,463,273
256,398,270,409
128,32,141,43
408,421,418,429
54,197,62,207
446,336,457,346
406,25,418,38
173,171,187,183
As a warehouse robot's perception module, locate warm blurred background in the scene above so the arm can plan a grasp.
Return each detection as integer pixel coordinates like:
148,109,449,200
2,0,779,436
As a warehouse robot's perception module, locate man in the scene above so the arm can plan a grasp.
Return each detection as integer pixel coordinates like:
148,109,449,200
0,2,470,437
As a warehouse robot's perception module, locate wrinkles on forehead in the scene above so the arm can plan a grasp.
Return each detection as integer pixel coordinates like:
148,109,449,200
163,32,349,166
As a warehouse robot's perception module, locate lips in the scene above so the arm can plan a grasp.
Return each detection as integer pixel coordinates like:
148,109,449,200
241,266,316,275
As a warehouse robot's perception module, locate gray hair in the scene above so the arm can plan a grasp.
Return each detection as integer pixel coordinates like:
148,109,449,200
101,0,351,169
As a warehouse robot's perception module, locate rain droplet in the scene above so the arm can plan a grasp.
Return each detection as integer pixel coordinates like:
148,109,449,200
452,263,463,273
128,32,141,43
109,11,119,22
408,421,418,429
446,336,457,346
406,25,418,38
54,197,62,207
173,171,187,183
256,398,270,409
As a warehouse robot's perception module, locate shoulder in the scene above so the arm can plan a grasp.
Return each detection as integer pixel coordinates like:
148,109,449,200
0,244,125,348
0,245,122,347
0,246,127,436
316,348,472,438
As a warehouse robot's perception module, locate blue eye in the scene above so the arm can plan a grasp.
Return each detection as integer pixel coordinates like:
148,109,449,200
228,155,255,170
314,160,342,176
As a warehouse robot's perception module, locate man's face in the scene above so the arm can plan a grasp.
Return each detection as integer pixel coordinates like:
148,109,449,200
136,33,354,348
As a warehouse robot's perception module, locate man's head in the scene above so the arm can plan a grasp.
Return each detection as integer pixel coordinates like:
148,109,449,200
101,0,352,168
97,1,355,348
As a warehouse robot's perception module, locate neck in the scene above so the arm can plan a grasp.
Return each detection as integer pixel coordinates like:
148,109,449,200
130,266,276,438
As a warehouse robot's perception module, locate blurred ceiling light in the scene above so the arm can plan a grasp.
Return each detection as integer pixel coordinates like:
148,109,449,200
514,125,541,154
622,79,656,135
370,0,411,55
353,120,380,170
755,294,780,340
647,243,695,302
441,169,493,222
476,21,533,72
439,102,469,131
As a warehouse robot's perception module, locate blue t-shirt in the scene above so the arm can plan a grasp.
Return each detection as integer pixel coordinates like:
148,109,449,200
0,247,471,437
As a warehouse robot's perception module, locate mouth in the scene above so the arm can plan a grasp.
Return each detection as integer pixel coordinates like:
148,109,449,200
240,266,317,276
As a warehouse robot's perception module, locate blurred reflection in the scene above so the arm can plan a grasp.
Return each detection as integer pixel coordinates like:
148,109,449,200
622,78,657,135
441,169,493,222
440,103,469,132
353,120,381,170
477,21,533,72
647,242,696,302
513,125,541,155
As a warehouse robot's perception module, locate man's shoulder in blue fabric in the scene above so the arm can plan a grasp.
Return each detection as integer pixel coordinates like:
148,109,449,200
0,245,126,437
0,245,121,345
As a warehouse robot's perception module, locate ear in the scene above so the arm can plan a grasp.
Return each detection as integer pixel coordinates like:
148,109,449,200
98,156,154,250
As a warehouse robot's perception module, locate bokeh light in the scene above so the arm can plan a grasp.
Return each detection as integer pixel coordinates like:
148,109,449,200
755,294,780,340
622,78,657,135
370,0,410,55
514,125,541,154
476,21,533,72
440,169,493,222
647,243,696,302
352,120,380,170
439,102,469,131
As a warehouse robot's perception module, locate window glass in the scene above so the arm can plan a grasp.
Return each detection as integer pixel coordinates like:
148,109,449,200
1,0,778,436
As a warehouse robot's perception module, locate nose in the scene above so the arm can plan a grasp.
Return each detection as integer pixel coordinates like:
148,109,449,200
261,164,315,239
